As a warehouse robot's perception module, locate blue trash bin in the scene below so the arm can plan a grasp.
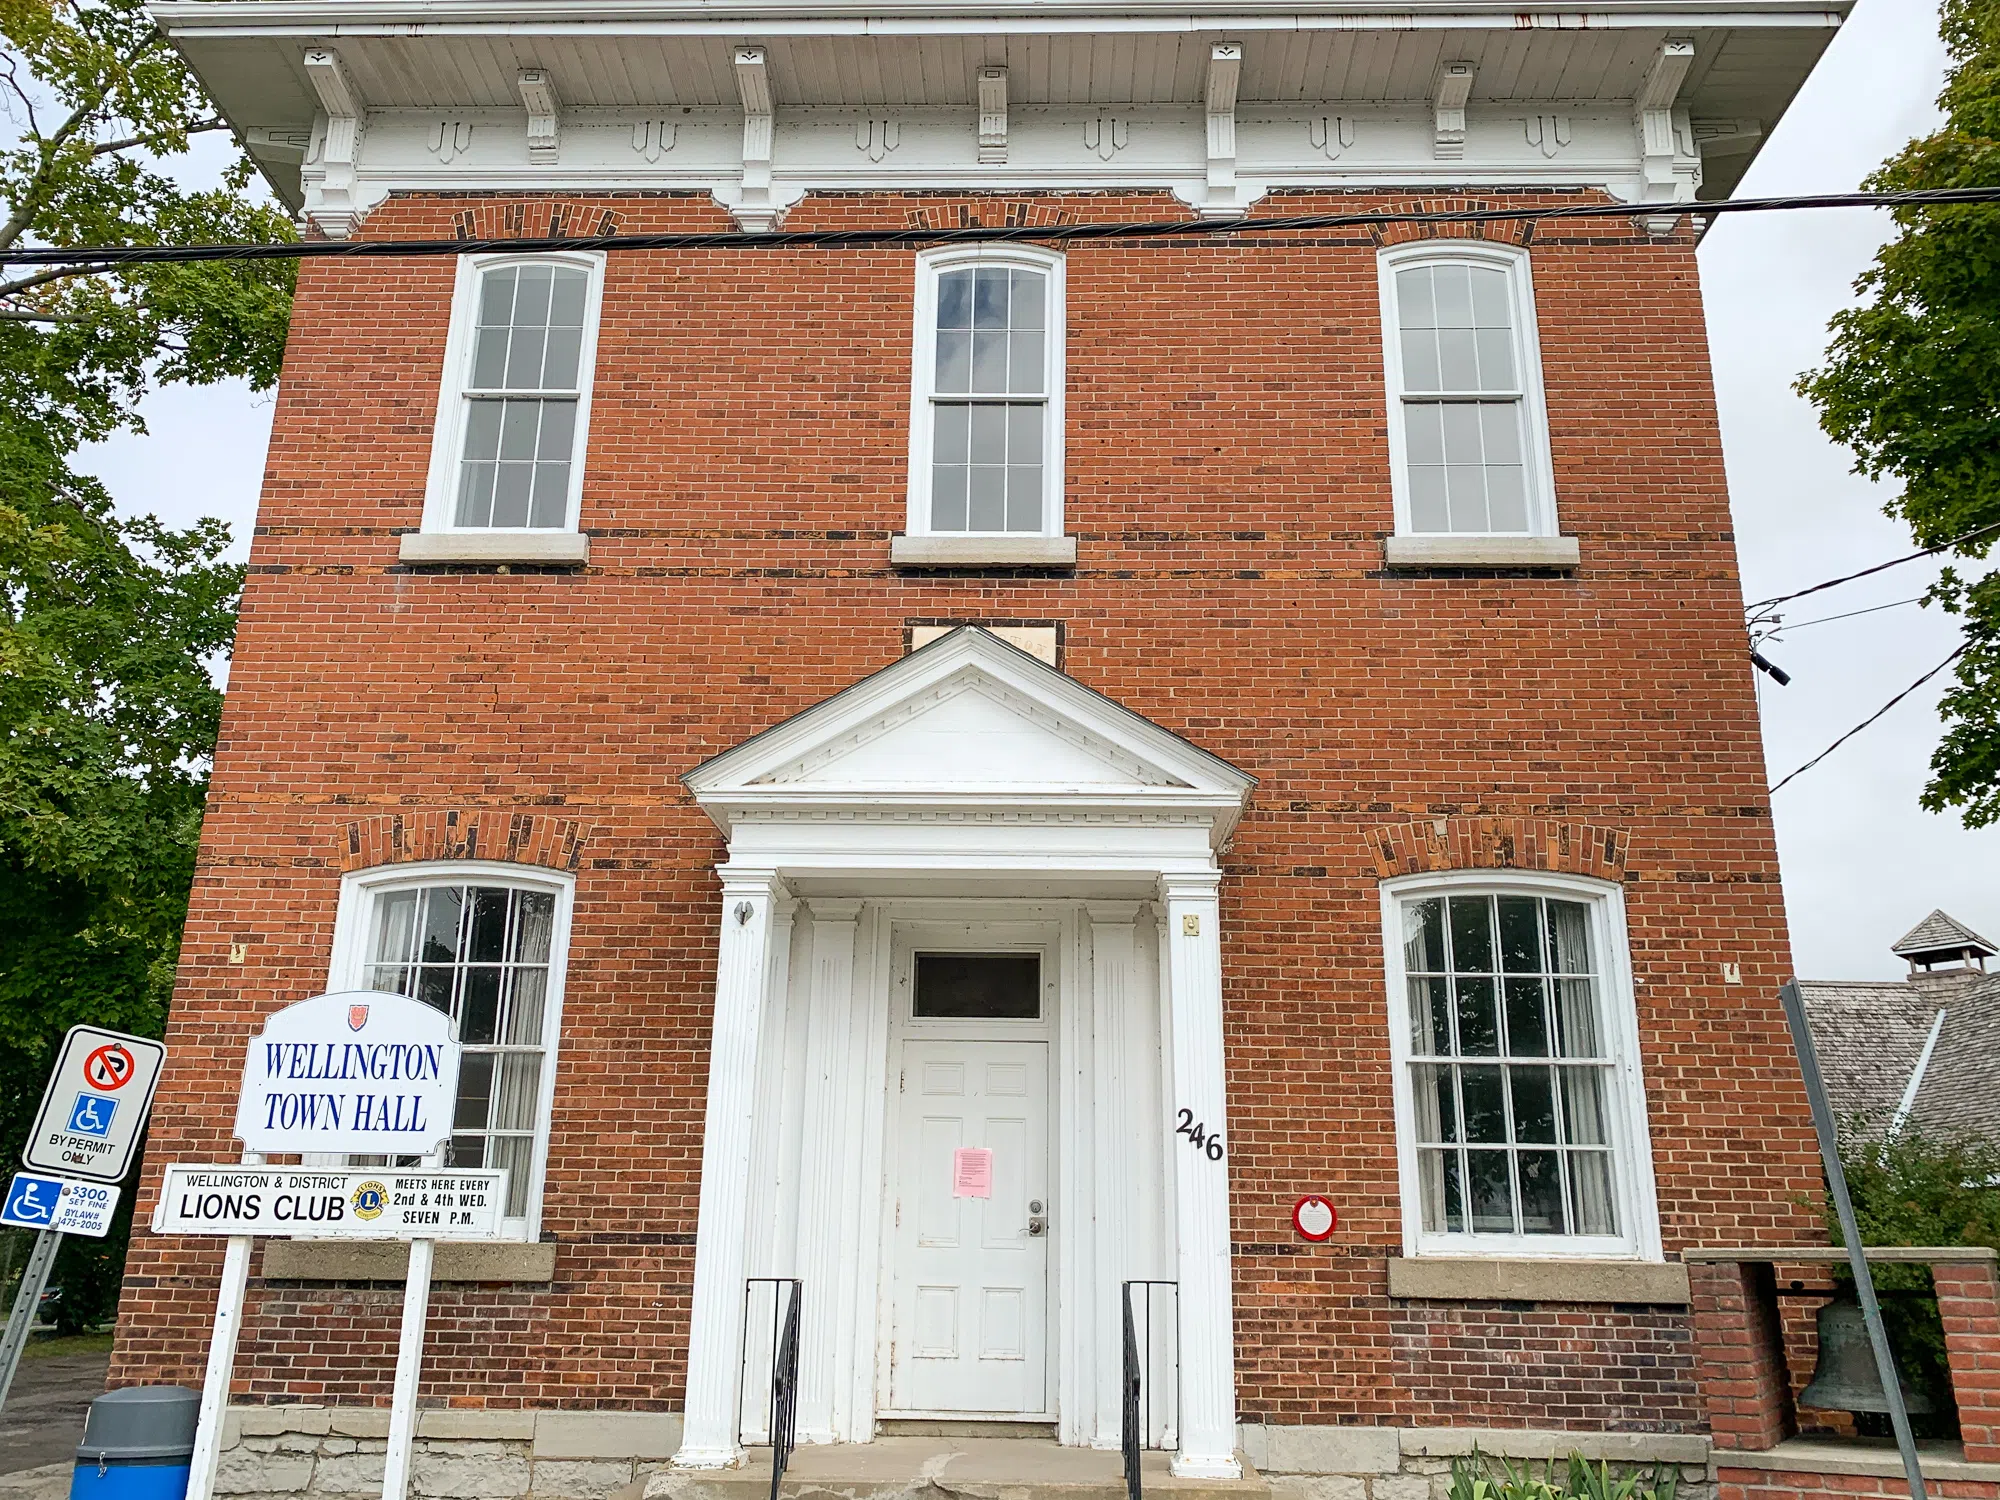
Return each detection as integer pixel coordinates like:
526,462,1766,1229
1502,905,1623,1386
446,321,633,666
70,1386,199,1500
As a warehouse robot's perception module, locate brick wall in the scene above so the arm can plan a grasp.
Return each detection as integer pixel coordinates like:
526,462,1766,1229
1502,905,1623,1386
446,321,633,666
112,187,1824,1426
1717,1469,2000,1499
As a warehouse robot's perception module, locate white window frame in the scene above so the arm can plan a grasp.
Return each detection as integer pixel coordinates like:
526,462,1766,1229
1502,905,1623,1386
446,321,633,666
1380,869,1662,1262
904,245,1067,540
326,860,576,1242
1377,241,1559,539
420,251,607,535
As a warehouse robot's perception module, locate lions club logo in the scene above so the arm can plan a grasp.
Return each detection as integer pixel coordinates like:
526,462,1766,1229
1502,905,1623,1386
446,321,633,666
351,1181,387,1221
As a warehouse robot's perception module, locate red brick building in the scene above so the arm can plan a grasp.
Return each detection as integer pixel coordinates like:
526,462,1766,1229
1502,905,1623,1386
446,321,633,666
125,1,1851,1494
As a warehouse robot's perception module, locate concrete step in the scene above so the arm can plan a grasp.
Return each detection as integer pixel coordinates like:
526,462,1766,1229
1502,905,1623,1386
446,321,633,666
612,1438,1270,1500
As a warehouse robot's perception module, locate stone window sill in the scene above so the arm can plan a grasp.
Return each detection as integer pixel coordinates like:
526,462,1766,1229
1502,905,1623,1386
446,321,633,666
260,1238,556,1283
1383,534,1580,570
890,534,1077,569
1386,1255,1689,1305
398,530,590,566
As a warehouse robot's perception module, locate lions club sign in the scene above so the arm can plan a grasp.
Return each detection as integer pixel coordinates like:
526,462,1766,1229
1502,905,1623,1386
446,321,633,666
233,991,461,1156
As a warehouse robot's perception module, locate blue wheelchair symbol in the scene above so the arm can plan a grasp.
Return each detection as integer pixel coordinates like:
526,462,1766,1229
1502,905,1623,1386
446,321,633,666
67,1093,116,1137
3,1175,58,1228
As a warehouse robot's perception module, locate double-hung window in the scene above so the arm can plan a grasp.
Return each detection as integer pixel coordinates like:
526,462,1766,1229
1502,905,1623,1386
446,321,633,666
1382,873,1660,1259
1378,244,1556,538
906,248,1065,542
330,863,574,1239
419,253,604,548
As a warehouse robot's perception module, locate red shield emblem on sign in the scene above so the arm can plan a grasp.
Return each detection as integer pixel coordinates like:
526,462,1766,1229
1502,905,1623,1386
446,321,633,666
347,1004,369,1032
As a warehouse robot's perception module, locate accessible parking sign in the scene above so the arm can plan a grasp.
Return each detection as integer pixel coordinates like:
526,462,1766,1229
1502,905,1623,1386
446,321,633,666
22,1026,165,1183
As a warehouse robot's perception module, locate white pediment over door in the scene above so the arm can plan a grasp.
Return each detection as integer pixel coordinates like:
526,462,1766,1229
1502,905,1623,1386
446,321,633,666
685,627,1255,846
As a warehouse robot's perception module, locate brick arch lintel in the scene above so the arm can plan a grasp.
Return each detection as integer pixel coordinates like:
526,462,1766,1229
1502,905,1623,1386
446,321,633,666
337,809,590,875
1367,816,1631,883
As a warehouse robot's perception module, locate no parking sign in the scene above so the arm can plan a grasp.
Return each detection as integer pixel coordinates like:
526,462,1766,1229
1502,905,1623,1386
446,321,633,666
22,1026,165,1184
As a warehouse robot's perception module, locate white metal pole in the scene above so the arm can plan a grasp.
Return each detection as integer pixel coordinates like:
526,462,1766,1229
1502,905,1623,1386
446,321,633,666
187,1150,265,1500
380,1235,435,1500
382,1149,444,1500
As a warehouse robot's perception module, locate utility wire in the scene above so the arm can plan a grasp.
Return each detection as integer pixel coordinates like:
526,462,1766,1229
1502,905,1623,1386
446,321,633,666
1773,595,1927,633
4,185,2000,268
1769,642,1969,795
1746,518,2000,614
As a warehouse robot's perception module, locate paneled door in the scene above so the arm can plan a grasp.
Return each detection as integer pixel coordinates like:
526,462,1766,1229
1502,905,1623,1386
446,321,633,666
884,1038,1050,1415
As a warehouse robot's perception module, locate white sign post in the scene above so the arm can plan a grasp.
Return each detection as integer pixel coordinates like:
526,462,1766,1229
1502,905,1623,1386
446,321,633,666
173,992,465,1500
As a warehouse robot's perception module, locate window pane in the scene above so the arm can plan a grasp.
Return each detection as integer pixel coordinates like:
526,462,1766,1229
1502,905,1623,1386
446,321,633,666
1497,897,1540,971
1446,462,1489,534
1562,1067,1611,1145
1448,896,1494,971
492,1055,542,1131
492,1134,534,1216
1460,1065,1506,1142
468,889,508,962
542,327,583,389
1504,977,1550,1056
1481,402,1524,465
549,267,588,327
449,1134,486,1168
1405,403,1445,466
1396,265,1435,330
1466,1149,1514,1233
1006,467,1042,533
1475,328,1517,391
505,326,547,390
1008,330,1044,395
499,400,540,461
455,1052,495,1130
1408,975,1450,1054
491,462,532,528
1403,897,1446,971
460,967,501,1044
1433,263,1474,327
932,465,968,530
1006,404,1042,465
421,889,463,964
1411,1064,1458,1143
537,399,577,461
417,966,454,1015
970,329,1008,392
1468,264,1511,326
1408,464,1449,533
513,265,553,326
1510,1066,1558,1143
936,331,972,392
1569,1151,1618,1235
506,968,548,1046
1486,463,1529,534
373,891,419,965
529,460,569,529
456,462,497,528
1453,975,1499,1055
1440,403,1484,465
968,466,1005,531
471,325,509,390
972,268,1009,328
913,952,1041,1019
1418,1148,1463,1233
1401,328,1441,393
1437,327,1479,389
935,404,970,463
478,267,518,328
1518,1150,1565,1234
513,892,555,963
1555,978,1602,1058
462,400,504,461
1546,900,1593,973
969,404,1006,465
938,270,973,328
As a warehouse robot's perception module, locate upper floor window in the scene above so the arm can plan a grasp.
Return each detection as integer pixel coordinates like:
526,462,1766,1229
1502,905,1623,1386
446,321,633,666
1381,872,1659,1260
423,253,604,534
1378,244,1556,538
907,248,1065,538
329,862,575,1238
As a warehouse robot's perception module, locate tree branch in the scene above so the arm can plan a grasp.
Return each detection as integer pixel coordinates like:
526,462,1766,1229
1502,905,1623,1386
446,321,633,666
92,119,229,157
0,263,119,300
0,308,93,324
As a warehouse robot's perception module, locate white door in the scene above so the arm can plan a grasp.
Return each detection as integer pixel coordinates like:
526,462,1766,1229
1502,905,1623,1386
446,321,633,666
885,1038,1050,1415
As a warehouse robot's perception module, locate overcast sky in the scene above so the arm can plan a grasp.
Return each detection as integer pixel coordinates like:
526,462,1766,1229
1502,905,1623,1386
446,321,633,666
77,0,1993,981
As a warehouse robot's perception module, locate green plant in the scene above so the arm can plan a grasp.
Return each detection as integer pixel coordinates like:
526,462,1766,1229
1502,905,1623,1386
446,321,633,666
1447,1450,1679,1500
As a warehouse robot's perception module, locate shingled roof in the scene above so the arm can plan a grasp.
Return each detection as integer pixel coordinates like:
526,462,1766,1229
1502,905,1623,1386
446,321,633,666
1801,911,2000,1143
1893,909,1998,965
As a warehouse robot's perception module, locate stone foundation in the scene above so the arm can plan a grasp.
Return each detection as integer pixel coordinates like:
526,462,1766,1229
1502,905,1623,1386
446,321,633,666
215,1408,682,1500
1243,1424,1714,1500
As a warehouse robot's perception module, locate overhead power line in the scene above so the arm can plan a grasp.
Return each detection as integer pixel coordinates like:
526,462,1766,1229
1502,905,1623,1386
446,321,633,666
4,185,2000,268
1774,595,1928,632
1746,517,2000,614
1769,642,1969,795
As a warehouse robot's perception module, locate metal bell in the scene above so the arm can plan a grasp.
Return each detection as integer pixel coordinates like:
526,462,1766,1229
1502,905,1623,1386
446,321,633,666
1797,1293,1933,1416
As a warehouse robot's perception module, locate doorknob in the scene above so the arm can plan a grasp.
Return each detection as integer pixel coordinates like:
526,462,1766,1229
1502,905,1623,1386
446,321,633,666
1028,1200,1047,1237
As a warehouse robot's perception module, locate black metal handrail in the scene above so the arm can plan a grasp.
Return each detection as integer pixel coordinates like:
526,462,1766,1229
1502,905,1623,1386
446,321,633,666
1121,1280,1178,1500
743,1278,802,1500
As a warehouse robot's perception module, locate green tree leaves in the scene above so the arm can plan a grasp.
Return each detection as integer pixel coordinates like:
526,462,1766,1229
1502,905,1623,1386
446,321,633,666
1798,0,2000,826
0,0,292,1321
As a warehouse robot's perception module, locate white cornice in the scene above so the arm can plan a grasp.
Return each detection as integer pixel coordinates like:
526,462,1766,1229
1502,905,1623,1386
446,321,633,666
151,1,1849,34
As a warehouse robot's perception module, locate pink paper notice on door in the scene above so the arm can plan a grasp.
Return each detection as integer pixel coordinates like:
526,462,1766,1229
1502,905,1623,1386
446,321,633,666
952,1147,994,1198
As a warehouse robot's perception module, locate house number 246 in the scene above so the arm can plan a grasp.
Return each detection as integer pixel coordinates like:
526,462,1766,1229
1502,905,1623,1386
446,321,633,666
1175,1108,1225,1161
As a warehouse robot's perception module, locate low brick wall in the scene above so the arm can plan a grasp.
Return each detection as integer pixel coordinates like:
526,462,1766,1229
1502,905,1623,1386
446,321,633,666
1716,1465,1999,1499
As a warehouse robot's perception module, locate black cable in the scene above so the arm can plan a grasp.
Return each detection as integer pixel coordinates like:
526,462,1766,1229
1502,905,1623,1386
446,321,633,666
1769,642,1969,794
1775,595,1927,632
3,185,2000,268
1746,518,2000,613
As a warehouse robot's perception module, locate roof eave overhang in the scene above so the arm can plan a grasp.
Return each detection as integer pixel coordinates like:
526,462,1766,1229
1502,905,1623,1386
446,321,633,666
695,787,1251,849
